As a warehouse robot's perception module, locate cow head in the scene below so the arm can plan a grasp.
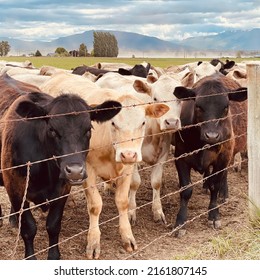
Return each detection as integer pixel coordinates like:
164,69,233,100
16,93,121,185
133,75,188,132
108,94,169,164
174,76,247,145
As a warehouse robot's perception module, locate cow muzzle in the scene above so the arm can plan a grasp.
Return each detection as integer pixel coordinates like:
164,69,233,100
64,163,86,185
120,151,138,164
202,131,221,144
162,118,181,131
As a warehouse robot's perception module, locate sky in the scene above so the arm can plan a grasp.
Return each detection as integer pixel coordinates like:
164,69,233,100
0,0,260,42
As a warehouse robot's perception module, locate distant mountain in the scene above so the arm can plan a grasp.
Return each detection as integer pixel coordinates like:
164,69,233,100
1,30,186,56
1,28,259,56
179,28,260,51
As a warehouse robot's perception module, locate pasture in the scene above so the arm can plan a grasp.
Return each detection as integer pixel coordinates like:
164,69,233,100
3,56,259,70
0,57,259,260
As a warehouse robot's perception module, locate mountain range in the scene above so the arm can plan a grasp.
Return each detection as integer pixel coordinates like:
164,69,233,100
1,28,259,56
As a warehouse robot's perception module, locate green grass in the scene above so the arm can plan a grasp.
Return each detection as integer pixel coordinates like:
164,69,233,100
3,56,259,70
173,221,260,260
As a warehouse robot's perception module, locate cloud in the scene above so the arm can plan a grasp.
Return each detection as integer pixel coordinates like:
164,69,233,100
0,0,259,41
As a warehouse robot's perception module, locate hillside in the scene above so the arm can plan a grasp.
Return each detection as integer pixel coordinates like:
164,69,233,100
180,28,260,51
1,28,259,56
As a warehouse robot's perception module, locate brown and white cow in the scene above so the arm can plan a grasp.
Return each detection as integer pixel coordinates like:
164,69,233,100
39,71,170,259
96,72,190,223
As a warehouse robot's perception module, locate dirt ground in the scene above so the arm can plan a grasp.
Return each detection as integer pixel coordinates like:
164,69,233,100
0,157,249,260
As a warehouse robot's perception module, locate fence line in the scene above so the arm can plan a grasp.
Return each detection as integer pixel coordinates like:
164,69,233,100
0,84,248,259
20,159,247,260
0,131,247,224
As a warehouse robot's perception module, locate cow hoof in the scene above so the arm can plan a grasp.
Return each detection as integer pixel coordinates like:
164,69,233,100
86,247,100,260
175,228,186,238
208,220,221,229
214,220,222,229
123,239,138,253
153,211,167,224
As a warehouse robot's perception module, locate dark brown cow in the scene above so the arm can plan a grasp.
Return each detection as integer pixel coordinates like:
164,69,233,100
0,84,122,259
172,73,247,236
118,63,151,78
0,74,41,227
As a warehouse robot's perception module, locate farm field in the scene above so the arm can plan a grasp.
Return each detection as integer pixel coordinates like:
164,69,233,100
3,56,260,70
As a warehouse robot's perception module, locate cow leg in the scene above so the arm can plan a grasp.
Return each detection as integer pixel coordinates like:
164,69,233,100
83,166,102,259
46,195,68,260
207,170,227,229
116,166,137,253
11,198,37,260
9,205,18,227
151,163,166,224
174,158,192,237
128,164,141,225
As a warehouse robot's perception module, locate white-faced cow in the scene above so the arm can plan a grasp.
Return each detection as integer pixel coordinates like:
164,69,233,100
1,89,121,260
172,73,247,236
39,72,169,259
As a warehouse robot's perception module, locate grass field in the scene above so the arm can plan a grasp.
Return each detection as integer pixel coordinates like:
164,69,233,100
3,56,260,70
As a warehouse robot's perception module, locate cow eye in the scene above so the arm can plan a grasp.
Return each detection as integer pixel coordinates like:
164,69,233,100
142,121,146,126
153,97,158,102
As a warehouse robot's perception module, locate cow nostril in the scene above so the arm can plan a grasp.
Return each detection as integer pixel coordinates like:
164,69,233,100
65,164,84,176
205,132,220,140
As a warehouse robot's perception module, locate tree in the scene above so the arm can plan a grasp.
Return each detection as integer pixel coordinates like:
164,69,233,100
55,47,69,56
35,50,42,57
0,41,11,56
93,31,118,57
79,43,88,57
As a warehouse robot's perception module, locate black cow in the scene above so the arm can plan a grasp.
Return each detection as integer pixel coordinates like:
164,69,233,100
72,65,112,76
172,74,247,236
72,63,151,78
1,91,121,259
210,59,235,75
118,63,151,78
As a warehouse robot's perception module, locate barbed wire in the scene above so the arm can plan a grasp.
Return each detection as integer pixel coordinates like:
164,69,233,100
0,85,248,259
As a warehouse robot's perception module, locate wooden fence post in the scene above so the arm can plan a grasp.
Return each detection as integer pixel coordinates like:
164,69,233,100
247,62,260,222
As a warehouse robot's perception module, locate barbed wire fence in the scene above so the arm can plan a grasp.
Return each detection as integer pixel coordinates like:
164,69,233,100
0,63,259,260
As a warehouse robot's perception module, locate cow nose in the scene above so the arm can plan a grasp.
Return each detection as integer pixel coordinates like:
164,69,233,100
204,132,220,143
64,164,86,185
164,118,180,130
120,151,137,164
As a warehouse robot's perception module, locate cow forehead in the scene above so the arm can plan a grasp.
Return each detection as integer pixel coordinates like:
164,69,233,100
113,105,146,126
152,76,181,100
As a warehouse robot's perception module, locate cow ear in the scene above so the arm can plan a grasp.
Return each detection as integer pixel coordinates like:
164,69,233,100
133,80,152,96
16,101,47,119
89,100,122,123
118,68,131,76
228,87,247,102
145,103,169,118
224,60,235,69
173,86,196,100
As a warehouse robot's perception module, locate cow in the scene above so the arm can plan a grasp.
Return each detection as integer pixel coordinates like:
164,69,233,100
1,90,122,260
72,65,112,76
172,73,247,237
39,72,170,259
210,59,236,75
118,62,151,78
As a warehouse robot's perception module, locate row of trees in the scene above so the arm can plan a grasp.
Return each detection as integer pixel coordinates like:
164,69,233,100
0,31,119,57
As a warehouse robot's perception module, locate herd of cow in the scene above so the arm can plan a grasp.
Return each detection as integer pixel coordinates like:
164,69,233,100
0,57,248,259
